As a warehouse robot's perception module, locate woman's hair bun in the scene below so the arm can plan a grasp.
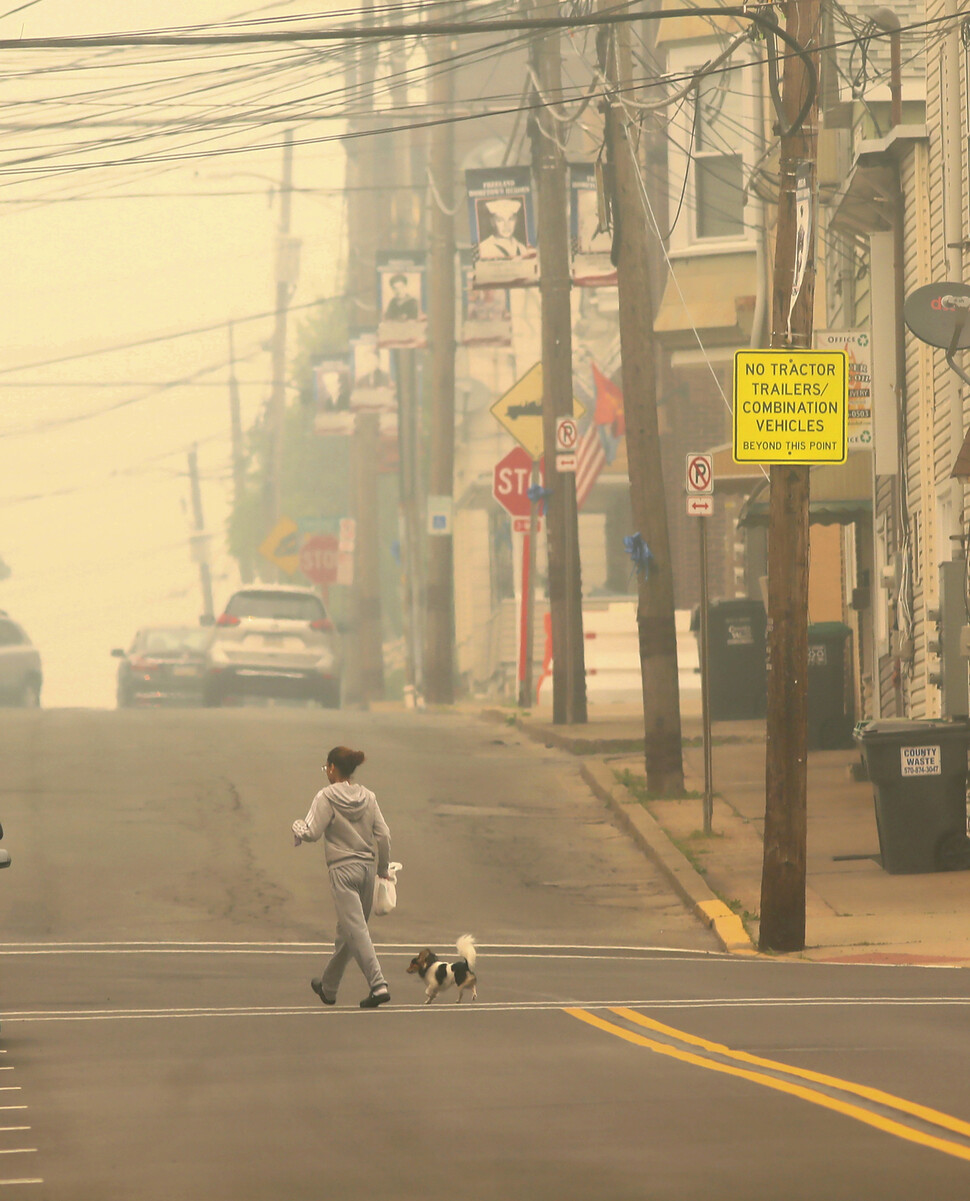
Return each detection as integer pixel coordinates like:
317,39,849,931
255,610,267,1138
328,746,366,777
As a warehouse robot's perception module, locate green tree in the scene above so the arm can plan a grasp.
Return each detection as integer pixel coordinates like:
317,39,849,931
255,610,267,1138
226,297,350,567
225,298,402,644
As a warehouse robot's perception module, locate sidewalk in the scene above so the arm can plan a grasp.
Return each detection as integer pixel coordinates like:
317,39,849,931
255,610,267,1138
484,705,970,965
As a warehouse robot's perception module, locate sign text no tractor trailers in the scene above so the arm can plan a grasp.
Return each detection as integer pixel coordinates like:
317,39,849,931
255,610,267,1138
733,350,848,465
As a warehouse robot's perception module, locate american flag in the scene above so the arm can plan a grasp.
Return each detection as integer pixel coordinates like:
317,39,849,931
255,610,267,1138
575,364,624,510
575,423,606,510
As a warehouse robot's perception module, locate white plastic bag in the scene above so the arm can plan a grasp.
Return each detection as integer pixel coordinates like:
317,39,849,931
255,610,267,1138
373,861,402,917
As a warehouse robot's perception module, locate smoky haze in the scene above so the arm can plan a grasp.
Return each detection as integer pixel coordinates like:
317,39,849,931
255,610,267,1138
0,1,355,707
0,0,605,710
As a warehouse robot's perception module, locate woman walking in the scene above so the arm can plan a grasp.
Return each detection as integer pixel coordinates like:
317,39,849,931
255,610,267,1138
292,746,392,1008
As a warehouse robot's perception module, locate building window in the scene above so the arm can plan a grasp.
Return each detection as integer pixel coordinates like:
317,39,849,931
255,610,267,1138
693,70,746,240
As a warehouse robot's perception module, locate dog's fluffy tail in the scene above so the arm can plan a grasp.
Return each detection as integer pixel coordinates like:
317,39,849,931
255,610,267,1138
456,934,477,970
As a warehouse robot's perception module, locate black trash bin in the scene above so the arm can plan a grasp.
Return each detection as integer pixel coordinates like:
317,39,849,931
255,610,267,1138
696,599,767,721
807,622,854,749
854,719,970,874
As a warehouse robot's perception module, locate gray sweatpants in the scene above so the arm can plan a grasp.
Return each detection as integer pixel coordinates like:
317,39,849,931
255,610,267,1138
319,859,386,997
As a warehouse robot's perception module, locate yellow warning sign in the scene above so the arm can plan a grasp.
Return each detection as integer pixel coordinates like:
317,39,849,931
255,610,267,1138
733,349,848,464
259,516,300,575
489,362,584,460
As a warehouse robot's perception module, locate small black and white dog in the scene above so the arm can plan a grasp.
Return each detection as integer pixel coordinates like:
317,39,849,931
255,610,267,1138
407,935,478,1004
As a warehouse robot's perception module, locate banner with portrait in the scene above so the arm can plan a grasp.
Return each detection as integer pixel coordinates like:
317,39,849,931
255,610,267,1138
466,167,539,288
349,333,396,410
376,251,428,349
459,248,512,346
313,357,352,411
312,356,354,435
569,162,616,287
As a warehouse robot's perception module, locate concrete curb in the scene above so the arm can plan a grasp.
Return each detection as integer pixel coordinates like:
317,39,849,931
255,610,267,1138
578,761,757,956
482,708,756,954
479,708,643,755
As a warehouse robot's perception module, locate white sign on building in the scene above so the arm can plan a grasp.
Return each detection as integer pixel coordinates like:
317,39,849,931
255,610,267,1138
814,330,872,449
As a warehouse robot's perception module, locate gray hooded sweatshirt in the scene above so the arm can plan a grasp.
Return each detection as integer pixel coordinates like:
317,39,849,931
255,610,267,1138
296,781,390,876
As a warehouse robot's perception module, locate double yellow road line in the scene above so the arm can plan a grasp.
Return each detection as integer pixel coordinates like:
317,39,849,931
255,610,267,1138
566,1007,970,1162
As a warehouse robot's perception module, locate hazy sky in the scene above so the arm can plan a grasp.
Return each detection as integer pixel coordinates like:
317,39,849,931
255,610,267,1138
0,2,352,706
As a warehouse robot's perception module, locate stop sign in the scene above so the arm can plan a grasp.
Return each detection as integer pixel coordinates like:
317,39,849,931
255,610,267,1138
299,534,339,585
493,446,541,518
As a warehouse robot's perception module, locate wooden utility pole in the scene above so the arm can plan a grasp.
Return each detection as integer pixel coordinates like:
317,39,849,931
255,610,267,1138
396,348,423,701
531,0,587,726
599,7,683,792
344,0,385,705
187,444,215,623
355,409,385,700
759,0,822,953
423,41,457,704
384,38,425,705
269,128,295,533
228,322,254,584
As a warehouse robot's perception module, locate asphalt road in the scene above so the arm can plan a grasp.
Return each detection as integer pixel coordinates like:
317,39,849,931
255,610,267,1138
0,708,969,1199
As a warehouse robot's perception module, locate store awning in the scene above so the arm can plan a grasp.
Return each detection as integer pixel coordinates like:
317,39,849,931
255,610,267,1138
653,254,758,349
737,451,873,527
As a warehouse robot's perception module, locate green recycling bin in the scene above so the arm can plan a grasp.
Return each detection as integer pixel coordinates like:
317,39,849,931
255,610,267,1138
854,718,970,874
807,622,854,749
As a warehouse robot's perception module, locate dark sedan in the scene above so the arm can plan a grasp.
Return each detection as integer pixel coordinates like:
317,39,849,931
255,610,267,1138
112,626,211,708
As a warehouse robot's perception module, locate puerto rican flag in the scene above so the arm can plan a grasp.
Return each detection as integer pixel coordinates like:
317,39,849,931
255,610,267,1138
575,363,625,510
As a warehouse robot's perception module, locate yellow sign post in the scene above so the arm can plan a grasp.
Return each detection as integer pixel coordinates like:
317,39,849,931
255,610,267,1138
490,362,584,460
259,515,300,575
733,350,848,464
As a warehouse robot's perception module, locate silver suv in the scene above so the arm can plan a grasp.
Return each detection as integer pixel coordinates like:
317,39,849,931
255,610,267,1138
202,585,342,708
0,611,42,707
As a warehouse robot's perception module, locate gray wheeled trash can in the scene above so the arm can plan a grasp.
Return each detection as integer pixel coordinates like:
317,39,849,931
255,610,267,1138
854,718,970,874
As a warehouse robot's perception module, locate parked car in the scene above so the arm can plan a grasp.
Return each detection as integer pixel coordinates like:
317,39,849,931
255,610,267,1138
112,626,212,708
202,585,342,708
0,610,42,707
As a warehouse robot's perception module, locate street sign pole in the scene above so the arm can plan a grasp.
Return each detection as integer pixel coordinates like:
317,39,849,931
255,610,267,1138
517,525,532,706
686,451,715,834
699,516,713,835
519,460,540,707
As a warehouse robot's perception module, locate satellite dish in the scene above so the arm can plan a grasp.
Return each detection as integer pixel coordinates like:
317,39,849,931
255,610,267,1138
903,282,970,350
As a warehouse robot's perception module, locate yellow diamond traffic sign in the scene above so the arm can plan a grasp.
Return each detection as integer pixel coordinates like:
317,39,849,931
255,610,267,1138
490,362,584,460
259,515,300,575
733,349,848,464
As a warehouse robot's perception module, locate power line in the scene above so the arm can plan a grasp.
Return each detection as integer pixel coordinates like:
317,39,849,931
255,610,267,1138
0,379,282,386
0,0,45,18
0,12,934,186
0,295,341,377
0,348,262,439
0,184,421,203
0,7,810,53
